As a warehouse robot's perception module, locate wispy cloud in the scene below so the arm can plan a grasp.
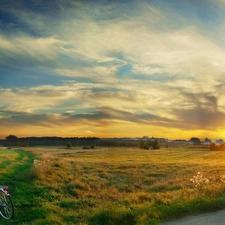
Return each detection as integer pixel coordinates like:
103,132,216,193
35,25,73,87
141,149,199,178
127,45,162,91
1,0,225,139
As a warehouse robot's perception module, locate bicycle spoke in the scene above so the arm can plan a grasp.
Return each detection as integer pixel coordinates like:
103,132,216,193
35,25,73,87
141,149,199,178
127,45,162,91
4,207,12,218
0,190,14,219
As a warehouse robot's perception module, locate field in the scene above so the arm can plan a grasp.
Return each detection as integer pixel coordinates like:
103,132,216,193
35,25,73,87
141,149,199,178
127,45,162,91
1,146,225,224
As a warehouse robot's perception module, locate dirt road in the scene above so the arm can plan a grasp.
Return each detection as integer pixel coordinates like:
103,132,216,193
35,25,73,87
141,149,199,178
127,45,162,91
160,209,225,225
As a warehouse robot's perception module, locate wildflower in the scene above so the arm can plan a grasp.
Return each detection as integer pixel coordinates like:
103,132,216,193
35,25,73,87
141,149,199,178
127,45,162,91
190,172,209,190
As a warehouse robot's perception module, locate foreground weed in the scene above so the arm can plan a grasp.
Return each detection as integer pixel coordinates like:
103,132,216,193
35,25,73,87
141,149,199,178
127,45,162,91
190,172,209,190
190,172,225,194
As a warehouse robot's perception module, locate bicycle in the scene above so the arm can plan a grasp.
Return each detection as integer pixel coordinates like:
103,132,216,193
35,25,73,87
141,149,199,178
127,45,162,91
0,186,14,220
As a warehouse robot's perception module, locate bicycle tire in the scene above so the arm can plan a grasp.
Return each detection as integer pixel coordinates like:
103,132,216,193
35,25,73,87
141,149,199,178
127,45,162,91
0,190,14,219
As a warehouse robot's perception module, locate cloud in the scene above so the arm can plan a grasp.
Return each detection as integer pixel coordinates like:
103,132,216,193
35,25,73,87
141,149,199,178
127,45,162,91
0,35,64,68
0,105,174,129
53,10,225,97
2,0,225,83
2,0,225,138
56,66,119,83
0,86,81,113
179,91,218,111
174,107,225,130
171,91,225,130
0,110,58,127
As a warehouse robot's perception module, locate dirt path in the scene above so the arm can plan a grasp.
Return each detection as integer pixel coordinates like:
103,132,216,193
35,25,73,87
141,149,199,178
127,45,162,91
160,209,225,225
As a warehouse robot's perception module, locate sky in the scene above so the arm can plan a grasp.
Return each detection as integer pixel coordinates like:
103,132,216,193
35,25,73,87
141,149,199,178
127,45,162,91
1,0,225,140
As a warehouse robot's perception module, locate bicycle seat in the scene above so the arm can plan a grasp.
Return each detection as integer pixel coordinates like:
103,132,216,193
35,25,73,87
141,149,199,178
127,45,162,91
0,186,8,189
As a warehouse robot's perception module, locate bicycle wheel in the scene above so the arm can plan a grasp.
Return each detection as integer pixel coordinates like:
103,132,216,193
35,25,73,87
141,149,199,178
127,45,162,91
0,190,14,219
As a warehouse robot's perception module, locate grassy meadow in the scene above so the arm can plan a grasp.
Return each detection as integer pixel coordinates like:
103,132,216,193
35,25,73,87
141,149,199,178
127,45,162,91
1,146,225,224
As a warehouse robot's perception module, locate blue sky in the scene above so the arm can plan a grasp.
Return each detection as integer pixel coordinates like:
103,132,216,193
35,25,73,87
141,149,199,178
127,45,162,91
1,0,225,139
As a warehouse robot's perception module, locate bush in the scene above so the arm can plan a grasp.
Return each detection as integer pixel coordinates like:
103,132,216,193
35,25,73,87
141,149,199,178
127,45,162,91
210,143,225,151
83,146,90,149
66,142,72,149
139,140,160,149
90,144,96,149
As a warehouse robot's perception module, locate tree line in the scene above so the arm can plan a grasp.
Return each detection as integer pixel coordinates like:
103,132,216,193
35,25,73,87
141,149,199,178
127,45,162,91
3,135,140,148
4,135,100,147
3,135,161,149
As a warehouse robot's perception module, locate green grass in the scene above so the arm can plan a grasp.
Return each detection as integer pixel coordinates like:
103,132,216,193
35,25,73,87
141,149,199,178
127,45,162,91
0,149,37,224
1,147,225,224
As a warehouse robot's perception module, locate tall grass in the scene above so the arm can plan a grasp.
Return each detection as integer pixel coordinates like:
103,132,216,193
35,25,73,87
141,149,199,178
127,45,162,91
2,147,225,224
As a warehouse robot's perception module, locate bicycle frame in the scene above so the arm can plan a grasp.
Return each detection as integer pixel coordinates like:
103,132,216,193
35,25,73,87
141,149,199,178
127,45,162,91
0,186,14,220
0,186,9,195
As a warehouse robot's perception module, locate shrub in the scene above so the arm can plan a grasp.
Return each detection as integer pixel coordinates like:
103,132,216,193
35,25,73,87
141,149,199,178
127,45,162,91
210,143,225,151
139,140,160,149
66,142,72,149
139,140,145,149
210,143,217,150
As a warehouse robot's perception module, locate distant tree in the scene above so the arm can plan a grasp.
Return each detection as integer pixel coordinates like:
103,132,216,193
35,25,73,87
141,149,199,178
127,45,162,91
139,140,145,149
209,143,217,150
5,135,18,146
144,140,151,149
210,143,225,151
219,143,225,150
152,140,160,149
6,135,18,142
66,142,72,149
139,140,160,150
190,137,201,145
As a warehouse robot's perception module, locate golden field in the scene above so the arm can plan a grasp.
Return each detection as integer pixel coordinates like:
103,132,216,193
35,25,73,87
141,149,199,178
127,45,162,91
1,146,225,224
